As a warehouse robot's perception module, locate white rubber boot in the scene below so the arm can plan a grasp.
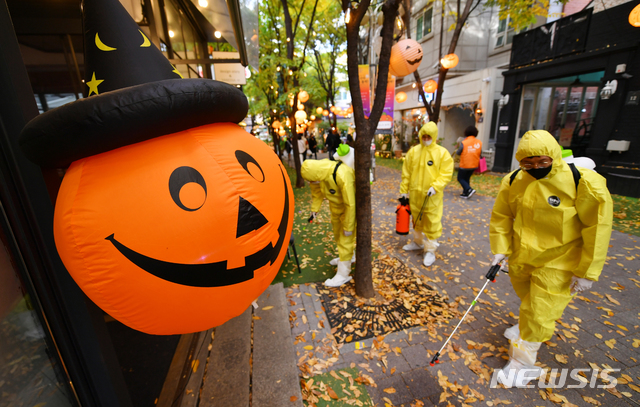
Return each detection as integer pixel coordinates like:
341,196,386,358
422,239,439,267
504,324,520,341
324,261,353,287
403,230,424,251
496,336,543,388
329,253,355,266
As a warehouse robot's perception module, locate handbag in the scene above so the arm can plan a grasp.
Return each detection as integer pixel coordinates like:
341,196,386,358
477,157,487,173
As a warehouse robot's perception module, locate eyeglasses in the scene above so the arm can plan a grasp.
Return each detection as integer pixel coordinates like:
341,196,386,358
519,160,552,170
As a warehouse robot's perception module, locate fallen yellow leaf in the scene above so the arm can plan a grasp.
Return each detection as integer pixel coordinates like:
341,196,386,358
383,387,396,394
555,354,568,364
262,306,274,310
303,345,313,350
605,338,616,349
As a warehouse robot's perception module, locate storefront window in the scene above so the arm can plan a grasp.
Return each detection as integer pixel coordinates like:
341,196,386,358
0,207,76,407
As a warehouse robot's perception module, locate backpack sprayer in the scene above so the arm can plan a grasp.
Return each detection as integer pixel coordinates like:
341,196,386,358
429,260,507,366
395,197,410,235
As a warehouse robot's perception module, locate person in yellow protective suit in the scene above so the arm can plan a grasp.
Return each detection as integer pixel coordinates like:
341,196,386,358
490,130,613,388
301,158,356,287
399,121,454,267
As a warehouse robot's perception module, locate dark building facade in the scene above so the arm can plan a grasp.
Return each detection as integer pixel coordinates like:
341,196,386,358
493,1,640,198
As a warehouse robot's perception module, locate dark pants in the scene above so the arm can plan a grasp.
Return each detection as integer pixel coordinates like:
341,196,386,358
457,168,476,194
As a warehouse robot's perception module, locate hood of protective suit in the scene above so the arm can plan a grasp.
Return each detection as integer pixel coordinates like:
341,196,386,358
418,122,438,142
301,159,335,182
515,130,562,163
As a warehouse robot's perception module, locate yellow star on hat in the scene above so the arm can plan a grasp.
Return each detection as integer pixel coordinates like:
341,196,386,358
86,72,104,96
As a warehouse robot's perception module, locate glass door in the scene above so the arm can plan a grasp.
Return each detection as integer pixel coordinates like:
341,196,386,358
0,203,77,407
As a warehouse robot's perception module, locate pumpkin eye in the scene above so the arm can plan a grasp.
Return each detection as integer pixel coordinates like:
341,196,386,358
235,150,265,182
169,166,207,211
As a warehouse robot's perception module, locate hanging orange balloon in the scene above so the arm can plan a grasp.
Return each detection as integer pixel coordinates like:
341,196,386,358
294,110,307,124
423,79,438,93
53,124,293,335
316,106,323,115
272,120,281,129
389,39,423,77
440,53,459,70
630,3,640,27
298,90,309,103
395,91,407,103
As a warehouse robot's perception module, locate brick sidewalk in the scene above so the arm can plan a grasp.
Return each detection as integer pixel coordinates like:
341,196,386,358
287,165,640,407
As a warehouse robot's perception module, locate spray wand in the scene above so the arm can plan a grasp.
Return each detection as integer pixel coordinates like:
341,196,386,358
429,261,507,366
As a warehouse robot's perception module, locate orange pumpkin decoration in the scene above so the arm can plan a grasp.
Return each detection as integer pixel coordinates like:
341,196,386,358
54,123,293,335
630,4,640,27
440,53,459,70
395,91,407,103
389,39,423,77
423,79,437,93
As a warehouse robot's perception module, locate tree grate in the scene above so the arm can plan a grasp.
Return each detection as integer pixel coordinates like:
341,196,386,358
319,256,457,344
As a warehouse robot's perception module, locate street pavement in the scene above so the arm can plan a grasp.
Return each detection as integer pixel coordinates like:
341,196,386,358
286,164,640,407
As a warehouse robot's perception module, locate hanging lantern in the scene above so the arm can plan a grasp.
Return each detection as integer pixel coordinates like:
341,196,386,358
440,53,459,70
297,102,304,110
316,106,323,114
630,4,640,27
286,118,290,126
395,91,407,103
310,115,316,121
272,120,281,129
299,123,307,131
294,110,307,124
423,79,438,93
389,39,423,77
298,90,309,103
347,106,353,114
329,106,337,113
322,110,329,116
278,128,286,136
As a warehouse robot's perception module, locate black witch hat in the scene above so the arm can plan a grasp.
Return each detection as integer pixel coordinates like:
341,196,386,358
20,0,248,168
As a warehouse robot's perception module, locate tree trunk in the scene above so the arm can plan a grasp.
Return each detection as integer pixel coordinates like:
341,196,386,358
344,0,400,298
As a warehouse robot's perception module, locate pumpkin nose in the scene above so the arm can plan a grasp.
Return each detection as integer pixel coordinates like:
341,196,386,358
237,196,268,238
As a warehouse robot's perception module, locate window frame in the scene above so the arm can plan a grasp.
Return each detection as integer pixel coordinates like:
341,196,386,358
415,5,433,41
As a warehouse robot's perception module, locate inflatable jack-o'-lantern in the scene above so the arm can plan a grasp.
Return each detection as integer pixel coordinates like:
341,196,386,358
19,0,293,335
389,39,423,77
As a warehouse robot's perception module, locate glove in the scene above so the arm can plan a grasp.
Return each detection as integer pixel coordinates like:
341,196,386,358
308,212,317,223
343,230,353,237
570,276,593,295
491,254,506,266
427,187,436,197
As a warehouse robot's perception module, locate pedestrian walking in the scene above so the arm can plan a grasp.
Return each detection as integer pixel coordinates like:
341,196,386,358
490,130,613,387
297,134,308,165
399,121,454,267
307,134,318,159
301,159,356,287
284,137,293,165
455,126,482,198
325,129,340,160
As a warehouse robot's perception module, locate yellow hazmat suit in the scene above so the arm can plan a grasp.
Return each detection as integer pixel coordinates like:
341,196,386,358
301,159,356,261
490,130,613,342
400,122,454,241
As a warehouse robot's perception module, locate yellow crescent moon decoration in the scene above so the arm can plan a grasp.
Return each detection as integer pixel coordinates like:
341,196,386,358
95,33,116,51
139,30,151,47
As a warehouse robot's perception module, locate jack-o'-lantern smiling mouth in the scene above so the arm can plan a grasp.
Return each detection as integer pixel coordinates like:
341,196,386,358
105,165,290,288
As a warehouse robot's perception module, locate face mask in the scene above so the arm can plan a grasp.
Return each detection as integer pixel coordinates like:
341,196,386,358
422,139,433,146
526,165,552,180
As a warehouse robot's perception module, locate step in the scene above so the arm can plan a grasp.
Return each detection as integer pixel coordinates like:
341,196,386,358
253,283,304,407
158,282,303,407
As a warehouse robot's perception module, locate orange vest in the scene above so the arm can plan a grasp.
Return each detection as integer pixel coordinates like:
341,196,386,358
460,136,482,169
